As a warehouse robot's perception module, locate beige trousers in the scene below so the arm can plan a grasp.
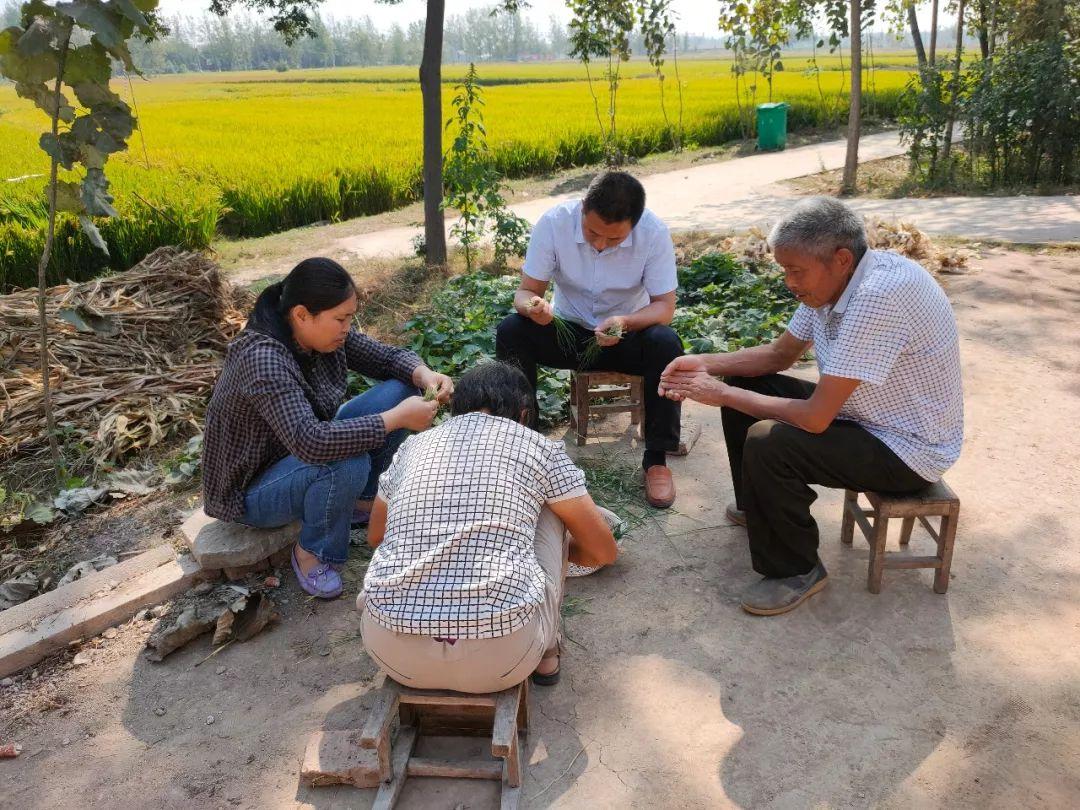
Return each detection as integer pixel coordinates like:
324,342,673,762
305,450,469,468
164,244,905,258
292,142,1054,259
359,506,568,694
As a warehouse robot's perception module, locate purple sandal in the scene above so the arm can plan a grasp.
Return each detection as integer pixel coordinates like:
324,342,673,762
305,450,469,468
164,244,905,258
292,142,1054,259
291,547,343,599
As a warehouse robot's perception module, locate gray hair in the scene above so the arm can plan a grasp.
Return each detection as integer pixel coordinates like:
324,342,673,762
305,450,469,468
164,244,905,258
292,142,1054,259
768,196,868,264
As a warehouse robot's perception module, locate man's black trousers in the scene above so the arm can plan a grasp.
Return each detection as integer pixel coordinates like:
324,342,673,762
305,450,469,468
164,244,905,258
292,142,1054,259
721,374,928,578
495,313,683,454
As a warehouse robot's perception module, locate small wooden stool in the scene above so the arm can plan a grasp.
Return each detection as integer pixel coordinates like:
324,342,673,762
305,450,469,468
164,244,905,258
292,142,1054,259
569,371,644,446
360,676,529,809
841,479,960,594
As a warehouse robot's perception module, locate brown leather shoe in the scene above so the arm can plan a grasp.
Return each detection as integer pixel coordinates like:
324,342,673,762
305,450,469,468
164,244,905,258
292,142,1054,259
644,465,676,509
725,503,747,526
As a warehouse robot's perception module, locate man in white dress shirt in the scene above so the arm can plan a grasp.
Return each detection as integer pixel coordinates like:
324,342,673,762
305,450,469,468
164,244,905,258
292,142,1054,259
496,172,683,509
660,197,963,616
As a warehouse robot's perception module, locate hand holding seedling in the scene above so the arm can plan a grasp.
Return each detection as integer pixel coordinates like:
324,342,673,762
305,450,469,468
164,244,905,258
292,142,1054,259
413,367,454,404
385,396,439,432
524,295,555,326
594,316,627,347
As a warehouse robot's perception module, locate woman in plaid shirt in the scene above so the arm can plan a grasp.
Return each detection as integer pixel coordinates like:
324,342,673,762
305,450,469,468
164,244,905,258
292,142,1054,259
203,258,453,599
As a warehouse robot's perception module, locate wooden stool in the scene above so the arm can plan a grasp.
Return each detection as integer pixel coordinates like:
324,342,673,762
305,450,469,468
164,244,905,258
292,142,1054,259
569,371,643,446
360,676,529,809
841,479,960,594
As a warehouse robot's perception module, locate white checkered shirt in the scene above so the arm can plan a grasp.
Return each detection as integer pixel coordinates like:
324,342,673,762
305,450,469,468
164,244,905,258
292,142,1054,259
363,412,588,639
787,249,964,481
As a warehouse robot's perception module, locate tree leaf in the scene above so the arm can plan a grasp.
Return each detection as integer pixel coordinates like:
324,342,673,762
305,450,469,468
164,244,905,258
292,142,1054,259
54,179,86,214
39,131,79,170
79,215,110,254
25,501,56,525
81,167,118,217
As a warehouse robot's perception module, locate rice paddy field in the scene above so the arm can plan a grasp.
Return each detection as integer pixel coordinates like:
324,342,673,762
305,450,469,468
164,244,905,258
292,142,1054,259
0,55,918,289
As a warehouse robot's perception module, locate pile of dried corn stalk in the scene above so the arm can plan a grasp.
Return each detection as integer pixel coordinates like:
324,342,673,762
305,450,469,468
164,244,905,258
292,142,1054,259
0,248,250,467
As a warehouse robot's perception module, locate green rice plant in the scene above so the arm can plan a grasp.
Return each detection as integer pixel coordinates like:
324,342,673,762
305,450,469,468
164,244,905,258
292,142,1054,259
0,58,915,289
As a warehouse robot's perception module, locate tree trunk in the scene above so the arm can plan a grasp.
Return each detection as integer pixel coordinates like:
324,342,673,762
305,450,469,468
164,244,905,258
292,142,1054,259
419,0,446,267
929,0,939,64
37,26,74,474
976,0,989,60
841,0,862,195
941,0,966,165
908,3,927,67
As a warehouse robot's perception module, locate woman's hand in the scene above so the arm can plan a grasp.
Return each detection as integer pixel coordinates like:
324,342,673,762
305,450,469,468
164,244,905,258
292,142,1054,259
413,366,454,404
384,396,439,432
660,370,729,407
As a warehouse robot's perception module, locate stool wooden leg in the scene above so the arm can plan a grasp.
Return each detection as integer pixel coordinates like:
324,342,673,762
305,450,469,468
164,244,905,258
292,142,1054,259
898,517,915,547
934,505,959,594
574,378,589,446
372,725,417,810
841,490,858,546
629,379,643,426
867,511,889,594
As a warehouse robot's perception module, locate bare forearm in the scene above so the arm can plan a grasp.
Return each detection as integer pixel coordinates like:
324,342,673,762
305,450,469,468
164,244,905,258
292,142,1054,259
624,300,674,330
702,343,793,377
722,387,831,434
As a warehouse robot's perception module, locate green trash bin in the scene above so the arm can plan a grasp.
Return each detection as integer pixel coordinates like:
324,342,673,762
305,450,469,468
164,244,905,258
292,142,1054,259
756,102,789,151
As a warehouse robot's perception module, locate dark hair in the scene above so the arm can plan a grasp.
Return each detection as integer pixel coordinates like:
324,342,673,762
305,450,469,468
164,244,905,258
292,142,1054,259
244,257,357,419
582,171,646,227
278,257,357,316
450,361,535,425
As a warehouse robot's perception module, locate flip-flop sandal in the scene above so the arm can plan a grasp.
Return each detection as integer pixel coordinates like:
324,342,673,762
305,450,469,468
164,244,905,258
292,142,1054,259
531,656,561,686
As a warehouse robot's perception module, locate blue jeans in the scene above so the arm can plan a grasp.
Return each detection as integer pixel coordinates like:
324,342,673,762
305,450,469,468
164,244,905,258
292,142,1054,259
238,379,416,565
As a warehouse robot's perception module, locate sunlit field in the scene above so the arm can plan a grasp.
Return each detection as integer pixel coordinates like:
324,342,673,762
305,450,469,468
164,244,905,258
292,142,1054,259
0,55,916,288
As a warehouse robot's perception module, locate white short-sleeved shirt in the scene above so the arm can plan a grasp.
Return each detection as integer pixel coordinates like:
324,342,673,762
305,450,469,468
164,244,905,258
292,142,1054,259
363,412,588,639
523,200,677,330
787,249,964,481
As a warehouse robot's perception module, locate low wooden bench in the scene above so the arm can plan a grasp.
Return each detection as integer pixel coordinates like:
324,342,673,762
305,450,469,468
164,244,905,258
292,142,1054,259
841,479,960,594
569,371,644,446
359,675,529,810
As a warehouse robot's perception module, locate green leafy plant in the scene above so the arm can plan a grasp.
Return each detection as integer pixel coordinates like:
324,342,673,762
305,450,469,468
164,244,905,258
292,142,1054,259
402,250,796,427
442,62,531,270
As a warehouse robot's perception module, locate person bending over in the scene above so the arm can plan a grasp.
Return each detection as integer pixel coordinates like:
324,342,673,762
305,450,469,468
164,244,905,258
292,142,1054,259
359,361,618,692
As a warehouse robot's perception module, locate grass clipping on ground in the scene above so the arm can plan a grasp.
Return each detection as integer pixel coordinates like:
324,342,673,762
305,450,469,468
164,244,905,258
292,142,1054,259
0,247,250,471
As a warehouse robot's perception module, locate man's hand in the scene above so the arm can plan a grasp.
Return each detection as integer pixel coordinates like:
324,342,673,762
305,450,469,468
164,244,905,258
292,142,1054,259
659,354,709,399
660,370,729,407
524,295,555,326
413,366,454,404
384,396,439,432
594,315,627,347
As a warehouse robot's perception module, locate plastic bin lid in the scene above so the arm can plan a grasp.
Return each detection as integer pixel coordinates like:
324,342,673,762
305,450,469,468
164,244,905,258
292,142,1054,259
756,102,789,110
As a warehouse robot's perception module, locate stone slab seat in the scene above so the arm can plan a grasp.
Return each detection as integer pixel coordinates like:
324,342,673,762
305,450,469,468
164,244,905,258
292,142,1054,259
181,509,300,572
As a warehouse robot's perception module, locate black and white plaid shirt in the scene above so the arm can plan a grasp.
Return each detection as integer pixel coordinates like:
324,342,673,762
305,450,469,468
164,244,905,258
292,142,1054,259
363,412,588,639
788,249,964,481
202,329,421,521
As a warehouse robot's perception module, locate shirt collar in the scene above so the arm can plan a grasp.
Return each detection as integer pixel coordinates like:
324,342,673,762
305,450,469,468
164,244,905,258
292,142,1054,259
832,249,873,316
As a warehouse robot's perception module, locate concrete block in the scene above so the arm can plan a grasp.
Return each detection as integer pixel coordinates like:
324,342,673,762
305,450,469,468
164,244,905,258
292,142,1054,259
301,730,381,788
181,510,299,570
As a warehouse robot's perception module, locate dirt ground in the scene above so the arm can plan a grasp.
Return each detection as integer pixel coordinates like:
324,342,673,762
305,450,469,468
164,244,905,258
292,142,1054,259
2,245,1079,809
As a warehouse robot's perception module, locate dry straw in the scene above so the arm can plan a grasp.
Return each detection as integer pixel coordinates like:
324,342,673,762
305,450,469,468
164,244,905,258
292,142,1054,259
0,247,250,469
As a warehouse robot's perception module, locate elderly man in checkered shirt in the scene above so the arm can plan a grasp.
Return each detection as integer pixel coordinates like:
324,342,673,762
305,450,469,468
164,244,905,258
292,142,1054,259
660,197,963,616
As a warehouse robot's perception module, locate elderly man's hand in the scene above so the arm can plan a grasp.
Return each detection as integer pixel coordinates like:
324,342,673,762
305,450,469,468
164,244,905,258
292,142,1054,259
660,369,729,407
659,355,708,400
